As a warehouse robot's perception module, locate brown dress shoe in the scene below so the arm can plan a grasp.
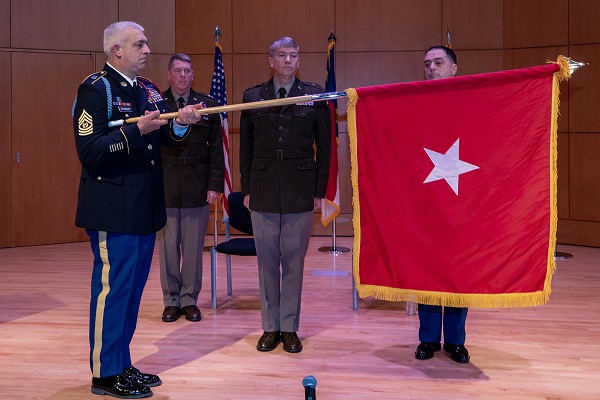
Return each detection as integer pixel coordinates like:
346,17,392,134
281,332,303,353
256,331,281,351
162,306,181,322
181,305,202,321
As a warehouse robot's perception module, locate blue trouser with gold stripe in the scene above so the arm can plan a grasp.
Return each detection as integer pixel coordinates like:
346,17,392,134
87,230,155,378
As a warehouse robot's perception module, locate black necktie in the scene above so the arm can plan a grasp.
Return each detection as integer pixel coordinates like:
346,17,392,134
278,87,286,99
131,81,140,105
177,97,185,109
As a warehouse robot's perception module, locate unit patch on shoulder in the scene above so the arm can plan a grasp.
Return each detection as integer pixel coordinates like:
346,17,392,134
78,109,93,136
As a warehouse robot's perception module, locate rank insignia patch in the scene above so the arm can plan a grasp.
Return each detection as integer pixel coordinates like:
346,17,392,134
147,87,163,104
78,109,93,136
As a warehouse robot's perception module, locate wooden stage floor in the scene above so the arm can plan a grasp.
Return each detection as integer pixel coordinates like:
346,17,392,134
0,237,599,399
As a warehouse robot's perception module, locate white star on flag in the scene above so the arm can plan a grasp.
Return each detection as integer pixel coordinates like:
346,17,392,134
423,138,479,195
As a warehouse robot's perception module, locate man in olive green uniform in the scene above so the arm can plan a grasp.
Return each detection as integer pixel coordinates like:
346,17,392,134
239,37,331,353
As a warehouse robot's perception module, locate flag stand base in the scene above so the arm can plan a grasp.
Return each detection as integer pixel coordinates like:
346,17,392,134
318,245,350,253
554,251,573,260
318,219,351,253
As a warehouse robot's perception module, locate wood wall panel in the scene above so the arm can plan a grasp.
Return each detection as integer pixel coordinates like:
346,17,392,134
11,0,117,51
119,0,175,56
568,44,600,133
232,0,334,54
504,46,569,133
504,0,568,49
569,133,600,221
175,0,233,54
557,133,569,219
142,54,172,90
0,0,9,47
336,0,441,52
94,52,104,72
11,52,92,246
569,0,600,44
558,219,600,247
0,52,11,247
338,52,423,91
0,0,598,246
455,49,504,75
188,54,234,98
442,0,503,49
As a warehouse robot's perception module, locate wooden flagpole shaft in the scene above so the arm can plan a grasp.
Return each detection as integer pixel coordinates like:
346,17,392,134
108,91,348,127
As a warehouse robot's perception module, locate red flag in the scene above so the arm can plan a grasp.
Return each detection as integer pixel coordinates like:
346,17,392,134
347,62,568,308
321,33,340,227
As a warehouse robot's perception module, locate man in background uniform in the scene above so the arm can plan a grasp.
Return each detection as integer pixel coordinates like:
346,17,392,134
158,53,224,323
239,36,331,354
414,45,470,365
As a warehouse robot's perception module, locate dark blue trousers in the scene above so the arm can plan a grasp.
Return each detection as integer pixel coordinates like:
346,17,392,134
87,230,155,378
418,304,468,345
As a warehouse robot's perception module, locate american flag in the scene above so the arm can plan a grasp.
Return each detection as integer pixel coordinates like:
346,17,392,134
210,42,232,220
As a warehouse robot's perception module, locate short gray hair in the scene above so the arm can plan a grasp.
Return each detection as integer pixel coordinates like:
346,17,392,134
269,37,299,57
168,53,193,70
103,21,145,58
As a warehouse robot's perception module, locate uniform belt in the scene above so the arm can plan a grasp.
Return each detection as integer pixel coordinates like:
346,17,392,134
253,149,314,160
162,155,206,165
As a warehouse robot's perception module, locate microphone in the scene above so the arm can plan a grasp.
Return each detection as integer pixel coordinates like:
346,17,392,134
302,375,317,400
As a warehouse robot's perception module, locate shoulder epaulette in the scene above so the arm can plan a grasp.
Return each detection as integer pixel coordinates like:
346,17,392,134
303,81,324,89
192,91,215,101
245,82,267,92
138,76,163,95
81,70,107,85
73,71,112,119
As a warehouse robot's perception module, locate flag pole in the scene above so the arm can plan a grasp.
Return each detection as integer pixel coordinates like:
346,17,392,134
108,92,348,127
318,31,350,254
211,26,222,250
554,56,586,260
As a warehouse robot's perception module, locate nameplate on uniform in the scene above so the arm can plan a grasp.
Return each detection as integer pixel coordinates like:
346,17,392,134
114,98,133,113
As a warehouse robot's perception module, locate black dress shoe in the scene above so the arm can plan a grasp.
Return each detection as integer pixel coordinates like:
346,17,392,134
443,343,470,363
91,373,152,398
162,306,181,322
281,332,303,353
181,305,202,322
415,341,441,360
256,331,281,351
123,366,162,387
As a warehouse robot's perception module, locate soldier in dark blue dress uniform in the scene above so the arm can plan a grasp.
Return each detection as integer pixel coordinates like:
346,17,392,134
72,21,205,399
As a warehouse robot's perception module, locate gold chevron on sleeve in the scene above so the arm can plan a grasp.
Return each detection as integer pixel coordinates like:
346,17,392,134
78,109,94,136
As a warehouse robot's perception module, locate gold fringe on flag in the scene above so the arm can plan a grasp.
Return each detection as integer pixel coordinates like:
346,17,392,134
345,88,362,291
